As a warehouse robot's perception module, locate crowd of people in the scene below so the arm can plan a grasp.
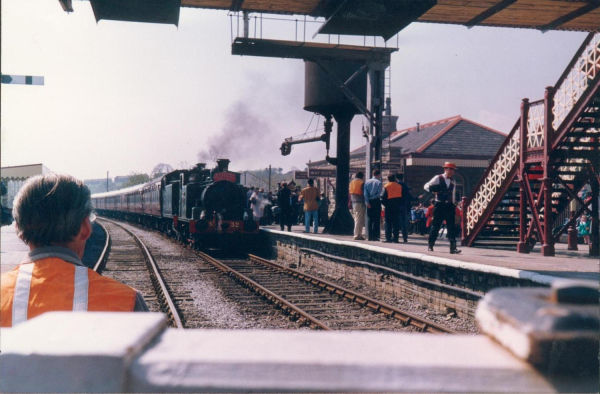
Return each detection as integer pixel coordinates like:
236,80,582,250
243,162,598,255
245,182,330,233
348,162,464,254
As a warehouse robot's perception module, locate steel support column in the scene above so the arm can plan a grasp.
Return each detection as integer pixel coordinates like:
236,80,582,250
518,99,530,254
364,61,387,240
590,154,599,257
542,87,555,256
326,110,355,235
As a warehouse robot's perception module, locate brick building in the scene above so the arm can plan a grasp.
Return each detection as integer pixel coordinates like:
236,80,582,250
307,115,506,207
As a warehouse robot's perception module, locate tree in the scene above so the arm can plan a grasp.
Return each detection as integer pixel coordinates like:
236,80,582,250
123,172,150,188
151,163,174,179
176,161,191,170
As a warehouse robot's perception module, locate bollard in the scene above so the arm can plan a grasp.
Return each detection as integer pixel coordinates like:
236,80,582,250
476,280,599,392
567,210,578,250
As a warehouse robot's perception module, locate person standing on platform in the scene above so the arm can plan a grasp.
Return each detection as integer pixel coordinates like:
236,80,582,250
364,169,383,241
396,173,411,243
299,178,320,234
318,192,330,227
424,162,461,254
578,215,591,245
1,174,149,328
277,182,293,232
381,174,403,243
350,171,366,240
246,186,255,208
250,189,264,224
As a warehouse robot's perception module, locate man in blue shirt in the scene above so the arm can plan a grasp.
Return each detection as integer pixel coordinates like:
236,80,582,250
363,169,382,241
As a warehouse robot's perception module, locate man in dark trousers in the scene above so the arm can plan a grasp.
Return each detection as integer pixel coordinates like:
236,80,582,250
395,173,411,243
424,162,461,254
364,169,383,241
276,182,293,232
381,174,403,243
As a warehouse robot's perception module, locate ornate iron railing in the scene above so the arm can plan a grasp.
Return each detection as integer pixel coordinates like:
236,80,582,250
526,100,545,149
552,33,600,131
465,122,520,236
463,33,600,244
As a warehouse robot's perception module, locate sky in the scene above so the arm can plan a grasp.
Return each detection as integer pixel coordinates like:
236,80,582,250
1,0,588,180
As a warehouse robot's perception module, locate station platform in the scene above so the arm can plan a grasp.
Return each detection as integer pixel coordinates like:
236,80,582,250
261,225,599,283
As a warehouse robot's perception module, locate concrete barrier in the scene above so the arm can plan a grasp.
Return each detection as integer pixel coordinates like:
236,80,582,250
1,312,555,393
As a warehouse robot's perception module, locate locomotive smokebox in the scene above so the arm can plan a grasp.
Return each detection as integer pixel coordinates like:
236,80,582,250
304,60,366,117
216,159,230,172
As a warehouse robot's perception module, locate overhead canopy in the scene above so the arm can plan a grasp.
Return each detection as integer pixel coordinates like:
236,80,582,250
181,0,600,34
60,0,600,34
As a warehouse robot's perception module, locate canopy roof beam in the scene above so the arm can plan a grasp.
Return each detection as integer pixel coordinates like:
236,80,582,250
538,1,600,33
464,0,517,29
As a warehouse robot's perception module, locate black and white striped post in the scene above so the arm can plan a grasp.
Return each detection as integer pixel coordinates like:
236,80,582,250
1,75,45,86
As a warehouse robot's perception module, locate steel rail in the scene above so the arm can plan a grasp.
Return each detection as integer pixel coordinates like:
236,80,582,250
99,218,184,329
92,220,111,272
195,251,331,330
248,254,457,334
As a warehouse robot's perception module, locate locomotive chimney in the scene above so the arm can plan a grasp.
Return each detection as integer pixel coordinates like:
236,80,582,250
216,159,230,172
196,163,206,170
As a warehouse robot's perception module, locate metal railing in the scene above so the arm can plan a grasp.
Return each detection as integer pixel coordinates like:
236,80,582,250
462,33,600,245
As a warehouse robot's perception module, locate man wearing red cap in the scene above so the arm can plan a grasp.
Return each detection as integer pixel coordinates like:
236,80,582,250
424,162,461,254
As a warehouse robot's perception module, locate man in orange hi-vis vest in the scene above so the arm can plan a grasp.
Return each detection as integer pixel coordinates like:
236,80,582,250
1,174,148,328
380,173,403,243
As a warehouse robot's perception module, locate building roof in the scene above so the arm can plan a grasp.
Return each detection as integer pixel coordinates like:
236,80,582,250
1,164,51,180
351,115,507,158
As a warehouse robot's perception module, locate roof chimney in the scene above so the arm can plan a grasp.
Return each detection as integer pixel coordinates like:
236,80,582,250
416,122,420,132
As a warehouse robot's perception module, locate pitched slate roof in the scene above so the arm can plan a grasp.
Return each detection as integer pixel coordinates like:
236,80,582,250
351,115,506,158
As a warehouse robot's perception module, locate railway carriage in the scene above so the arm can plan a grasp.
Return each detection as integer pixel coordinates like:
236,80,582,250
92,159,257,249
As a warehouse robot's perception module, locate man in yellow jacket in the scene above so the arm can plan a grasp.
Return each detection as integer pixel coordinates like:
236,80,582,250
349,171,366,240
1,173,148,328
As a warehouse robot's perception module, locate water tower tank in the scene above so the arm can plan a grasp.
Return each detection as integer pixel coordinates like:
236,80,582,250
304,60,367,116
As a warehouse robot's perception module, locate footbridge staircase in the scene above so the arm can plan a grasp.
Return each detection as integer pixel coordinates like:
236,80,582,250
461,33,599,257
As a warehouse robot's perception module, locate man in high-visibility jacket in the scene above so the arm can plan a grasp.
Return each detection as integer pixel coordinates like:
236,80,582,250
380,173,403,243
1,173,148,328
349,171,366,240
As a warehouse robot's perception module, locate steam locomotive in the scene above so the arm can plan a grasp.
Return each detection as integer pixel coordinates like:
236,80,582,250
91,159,258,248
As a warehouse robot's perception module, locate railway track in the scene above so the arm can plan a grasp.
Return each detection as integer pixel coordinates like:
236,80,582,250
96,219,183,328
96,217,455,333
96,218,294,330
197,252,456,334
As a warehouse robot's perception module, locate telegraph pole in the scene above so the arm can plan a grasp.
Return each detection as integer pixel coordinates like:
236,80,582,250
268,165,272,191
106,171,109,192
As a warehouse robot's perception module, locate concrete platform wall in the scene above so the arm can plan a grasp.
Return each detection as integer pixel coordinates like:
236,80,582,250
260,231,551,319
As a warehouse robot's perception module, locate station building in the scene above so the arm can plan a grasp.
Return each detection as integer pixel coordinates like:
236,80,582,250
307,115,506,205
1,164,51,209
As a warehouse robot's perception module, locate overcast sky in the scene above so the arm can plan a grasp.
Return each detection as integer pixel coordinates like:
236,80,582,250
1,0,587,180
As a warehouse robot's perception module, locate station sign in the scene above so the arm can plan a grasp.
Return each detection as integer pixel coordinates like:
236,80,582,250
213,171,237,182
308,168,337,178
294,171,308,179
